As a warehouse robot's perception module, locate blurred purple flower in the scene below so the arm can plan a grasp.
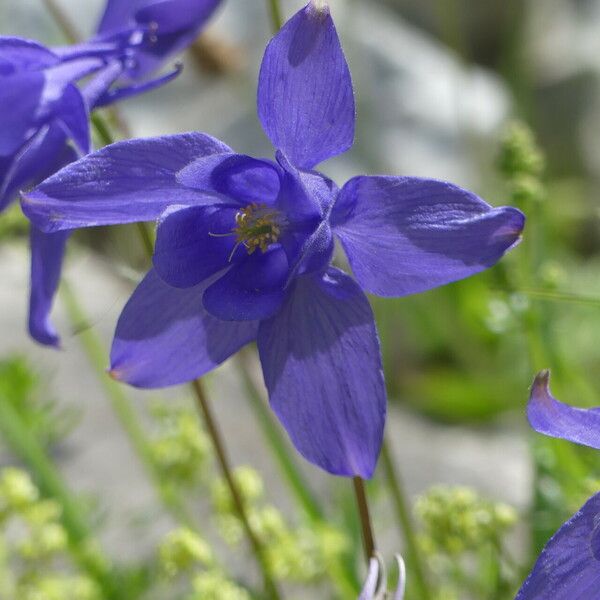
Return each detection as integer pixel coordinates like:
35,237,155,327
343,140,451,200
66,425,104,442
23,1,524,476
516,492,600,599
1,1,222,345
516,371,600,598
94,0,222,79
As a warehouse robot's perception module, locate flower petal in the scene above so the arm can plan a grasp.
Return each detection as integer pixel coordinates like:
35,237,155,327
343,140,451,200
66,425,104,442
333,176,525,296
515,491,600,599
257,267,385,477
0,37,58,74
135,0,221,34
153,204,240,288
0,72,44,156
178,153,281,206
28,227,70,347
22,133,232,232
1,123,74,212
358,557,380,600
527,370,600,449
110,269,258,388
203,246,289,321
53,83,90,155
257,2,355,169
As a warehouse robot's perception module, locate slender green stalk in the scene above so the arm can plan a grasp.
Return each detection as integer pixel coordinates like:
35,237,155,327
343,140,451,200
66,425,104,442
41,0,80,43
267,0,284,32
0,392,122,599
352,477,375,564
498,287,600,308
191,380,281,599
381,440,432,600
60,280,196,528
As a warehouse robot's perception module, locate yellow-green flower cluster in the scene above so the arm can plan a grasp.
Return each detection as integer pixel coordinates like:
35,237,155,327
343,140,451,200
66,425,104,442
499,121,545,207
416,485,517,557
158,527,250,600
211,466,349,584
149,403,211,488
0,468,100,600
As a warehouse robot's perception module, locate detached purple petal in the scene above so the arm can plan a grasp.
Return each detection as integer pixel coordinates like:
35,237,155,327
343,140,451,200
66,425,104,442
333,176,524,296
527,370,600,450
515,491,600,600
110,269,258,388
258,1,355,169
257,267,385,478
22,134,231,232
28,227,70,347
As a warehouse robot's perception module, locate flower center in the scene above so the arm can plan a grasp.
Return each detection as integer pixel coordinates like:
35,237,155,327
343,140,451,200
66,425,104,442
233,203,283,255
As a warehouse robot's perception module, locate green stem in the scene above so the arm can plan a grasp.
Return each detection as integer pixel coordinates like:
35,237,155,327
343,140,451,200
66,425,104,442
352,477,375,564
60,280,196,529
190,380,281,599
0,392,122,599
498,287,600,308
41,0,80,43
266,0,284,32
381,439,432,600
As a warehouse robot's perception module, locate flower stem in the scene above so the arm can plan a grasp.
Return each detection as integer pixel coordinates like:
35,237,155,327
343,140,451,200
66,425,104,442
352,476,375,564
381,439,432,600
41,0,80,43
190,379,281,599
267,0,284,32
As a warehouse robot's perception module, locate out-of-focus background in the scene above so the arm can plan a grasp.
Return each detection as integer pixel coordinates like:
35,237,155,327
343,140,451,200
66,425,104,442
1,1,600,598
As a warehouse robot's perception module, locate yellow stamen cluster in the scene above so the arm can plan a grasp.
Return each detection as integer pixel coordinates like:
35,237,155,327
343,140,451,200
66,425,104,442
234,203,282,254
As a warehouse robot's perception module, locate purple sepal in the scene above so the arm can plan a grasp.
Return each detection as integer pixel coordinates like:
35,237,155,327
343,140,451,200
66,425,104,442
333,175,525,297
28,227,70,347
515,491,600,599
258,2,355,169
257,267,385,477
110,269,258,388
22,133,232,232
527,370,600,450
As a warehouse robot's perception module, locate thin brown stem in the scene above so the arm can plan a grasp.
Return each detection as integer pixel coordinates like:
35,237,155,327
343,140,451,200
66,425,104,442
352,476,376,564
190,380,281,599
42,0,80,43
267,0,284,32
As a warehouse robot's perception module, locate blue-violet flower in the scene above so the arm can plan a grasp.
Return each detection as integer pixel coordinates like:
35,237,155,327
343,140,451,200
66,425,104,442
1,0,223,345
23,1,524,477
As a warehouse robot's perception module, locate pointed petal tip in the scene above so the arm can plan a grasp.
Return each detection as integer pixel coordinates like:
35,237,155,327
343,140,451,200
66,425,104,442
309,0,330,16
533,369,551,389
108,367,122,381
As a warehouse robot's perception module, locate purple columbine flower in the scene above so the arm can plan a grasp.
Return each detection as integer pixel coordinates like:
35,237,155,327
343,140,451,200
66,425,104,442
515,371,600,599
1,0,222,345
94,0,222,79
22,1,524,477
